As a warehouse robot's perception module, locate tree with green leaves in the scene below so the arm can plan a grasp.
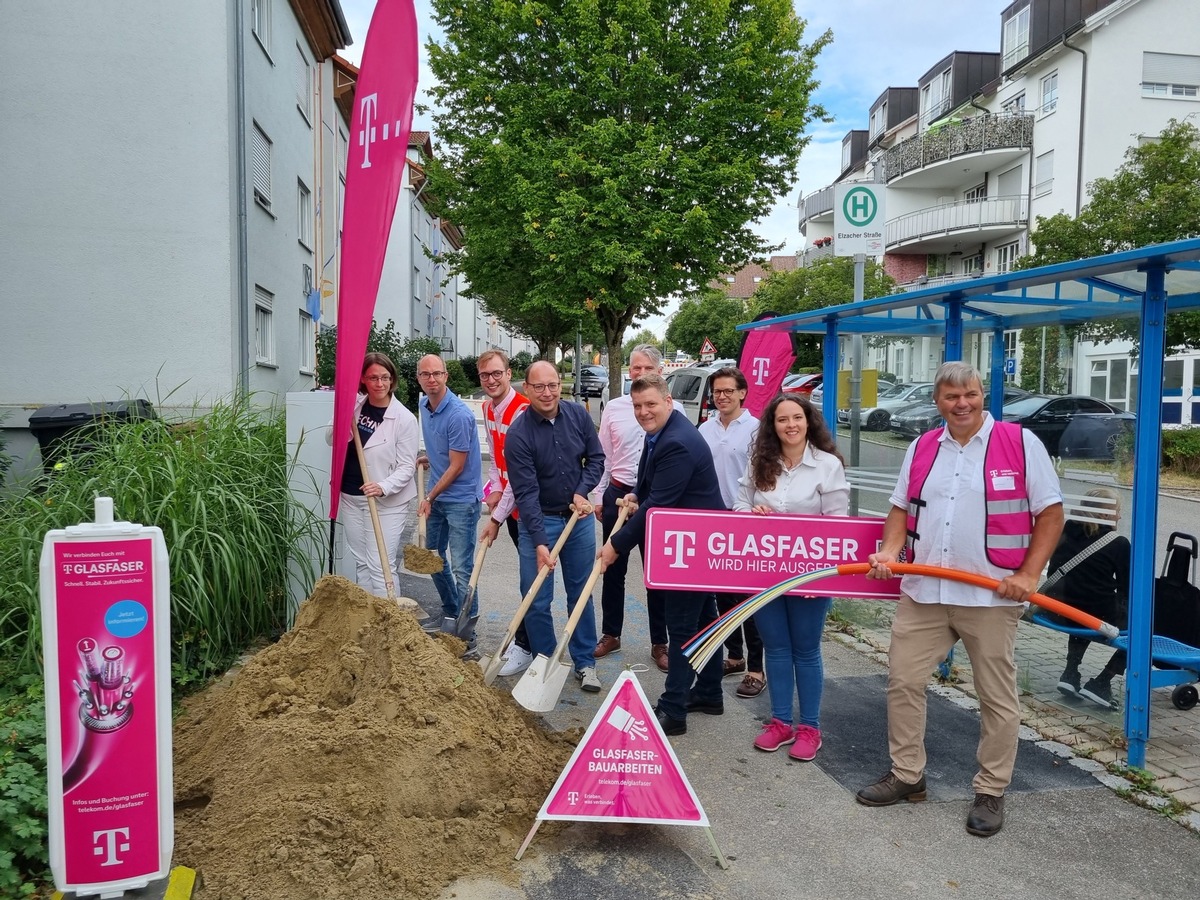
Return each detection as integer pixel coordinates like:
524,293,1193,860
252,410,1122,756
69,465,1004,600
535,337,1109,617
1023,119,1200,352
423,0,829,393
746,257,896,368
665,289,745,362
622,328,662,360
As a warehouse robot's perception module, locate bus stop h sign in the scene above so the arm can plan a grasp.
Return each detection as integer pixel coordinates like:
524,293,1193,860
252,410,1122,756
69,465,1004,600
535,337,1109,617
834,184,885,256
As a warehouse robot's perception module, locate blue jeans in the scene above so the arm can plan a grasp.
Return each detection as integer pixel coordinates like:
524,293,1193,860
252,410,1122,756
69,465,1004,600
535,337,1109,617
518,515,598,671
657,589,724,721
753,596,831,728
425,500,480,618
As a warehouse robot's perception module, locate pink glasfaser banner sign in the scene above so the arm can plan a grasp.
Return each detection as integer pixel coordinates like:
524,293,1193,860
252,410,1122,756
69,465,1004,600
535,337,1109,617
539,672,708,825
53,539,162,885
643,509,901,600
737,315,795,418
329,0,419,519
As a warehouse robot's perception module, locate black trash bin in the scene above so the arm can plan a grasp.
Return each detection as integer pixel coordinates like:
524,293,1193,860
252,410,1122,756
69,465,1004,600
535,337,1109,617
28,399,157,475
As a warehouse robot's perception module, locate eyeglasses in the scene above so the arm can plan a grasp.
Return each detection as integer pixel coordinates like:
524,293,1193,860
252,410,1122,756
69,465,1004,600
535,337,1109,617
527,382,561,394
417,371,447,380
478,369,507,382
364,375,393,384
712,388,742,397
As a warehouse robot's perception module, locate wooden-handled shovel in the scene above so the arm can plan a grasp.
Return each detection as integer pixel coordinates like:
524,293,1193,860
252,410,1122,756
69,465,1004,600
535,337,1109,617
512,503,629,712
350,426,425,617
479,511,580,685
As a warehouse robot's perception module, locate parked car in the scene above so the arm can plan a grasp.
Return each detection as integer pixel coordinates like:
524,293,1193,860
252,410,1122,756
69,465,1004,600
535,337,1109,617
782,373,822,396
1001,394,1135,458
664,366,718,424
889,385,1031,440
578,364,609,398
838,382,935,432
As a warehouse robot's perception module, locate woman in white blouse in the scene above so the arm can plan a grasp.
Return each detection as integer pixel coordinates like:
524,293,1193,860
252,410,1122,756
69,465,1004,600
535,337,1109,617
735,393,850,761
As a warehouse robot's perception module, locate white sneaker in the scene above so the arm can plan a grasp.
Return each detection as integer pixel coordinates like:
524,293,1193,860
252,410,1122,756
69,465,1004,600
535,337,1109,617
498,645,534,677
576,666,602,693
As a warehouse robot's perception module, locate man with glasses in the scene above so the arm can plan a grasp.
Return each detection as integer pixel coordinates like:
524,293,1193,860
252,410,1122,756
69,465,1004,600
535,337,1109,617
505,360,606,694
476,349,536,675
417,354,484,644
592,344,682,671
698,366,765,699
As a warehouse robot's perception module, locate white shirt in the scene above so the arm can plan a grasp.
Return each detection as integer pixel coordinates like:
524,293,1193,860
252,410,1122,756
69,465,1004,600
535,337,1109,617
734,443,850,517
888,413,1063,608
595,394,685,497
698,409,758,508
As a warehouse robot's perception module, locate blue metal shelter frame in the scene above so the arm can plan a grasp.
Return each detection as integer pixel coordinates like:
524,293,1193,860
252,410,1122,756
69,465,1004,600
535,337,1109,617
737,238,1200,767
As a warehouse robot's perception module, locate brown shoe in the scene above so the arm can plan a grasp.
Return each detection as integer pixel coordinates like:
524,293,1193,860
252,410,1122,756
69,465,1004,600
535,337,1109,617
651,643,669,672
723,657,746,678
966,793,1004,837
855,772,927,807
594,634,621,658
735,673,766,698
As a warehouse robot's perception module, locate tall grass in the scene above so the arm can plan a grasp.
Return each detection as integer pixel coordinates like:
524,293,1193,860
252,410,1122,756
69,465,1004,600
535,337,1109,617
0,397,324,681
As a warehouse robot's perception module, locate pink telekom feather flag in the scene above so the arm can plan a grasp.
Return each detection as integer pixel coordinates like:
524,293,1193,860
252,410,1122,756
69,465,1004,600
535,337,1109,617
329,0,419,520
737,312,796,418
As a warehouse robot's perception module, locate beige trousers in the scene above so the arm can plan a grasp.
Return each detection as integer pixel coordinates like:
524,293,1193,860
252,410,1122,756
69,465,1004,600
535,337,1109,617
886,595,1023,796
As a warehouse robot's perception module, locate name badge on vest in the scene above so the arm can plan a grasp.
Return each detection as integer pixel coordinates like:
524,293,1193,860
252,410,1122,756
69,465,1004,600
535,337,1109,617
990,470,1017,491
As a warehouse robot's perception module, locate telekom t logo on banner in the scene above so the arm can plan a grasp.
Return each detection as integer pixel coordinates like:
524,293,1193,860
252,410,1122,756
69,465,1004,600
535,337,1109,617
663,531,696,568
92,828,129,867
357,92,415,170
751,356,771,386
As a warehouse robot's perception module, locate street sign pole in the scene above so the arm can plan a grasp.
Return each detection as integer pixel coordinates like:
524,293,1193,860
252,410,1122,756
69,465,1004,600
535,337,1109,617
850,254,864,515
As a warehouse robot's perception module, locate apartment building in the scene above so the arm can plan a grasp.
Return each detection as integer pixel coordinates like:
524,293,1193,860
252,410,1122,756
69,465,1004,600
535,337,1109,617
1,0,352,474
798,0,1200,405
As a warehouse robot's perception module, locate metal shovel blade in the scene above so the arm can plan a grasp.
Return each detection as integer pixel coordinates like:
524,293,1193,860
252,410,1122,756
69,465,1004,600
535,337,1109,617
511,654,573,713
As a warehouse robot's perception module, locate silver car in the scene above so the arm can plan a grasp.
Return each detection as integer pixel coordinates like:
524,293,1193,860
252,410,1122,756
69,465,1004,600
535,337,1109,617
837,382,935,431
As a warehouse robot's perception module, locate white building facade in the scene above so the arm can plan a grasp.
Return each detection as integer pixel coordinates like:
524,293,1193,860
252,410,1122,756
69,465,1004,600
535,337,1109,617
798,0,1200,407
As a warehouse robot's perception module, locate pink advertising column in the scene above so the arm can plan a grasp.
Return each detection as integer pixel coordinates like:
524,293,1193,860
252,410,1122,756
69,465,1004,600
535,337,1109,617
39,497,173,896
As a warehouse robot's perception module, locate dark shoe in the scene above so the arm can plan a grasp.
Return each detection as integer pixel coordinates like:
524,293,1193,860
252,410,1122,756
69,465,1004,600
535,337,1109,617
856,772,928,807
1080,677,1116,710
655,707,686,736
685,694,724,715
651,644,669,673
735,673,766,698
1057,668,1081,699
966,793,1004,837
594,634,621,659
723,657,746,678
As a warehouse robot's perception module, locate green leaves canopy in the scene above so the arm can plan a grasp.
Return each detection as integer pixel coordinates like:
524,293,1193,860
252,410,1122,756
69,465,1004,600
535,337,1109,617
1024,119,1200,352
424,0,829,378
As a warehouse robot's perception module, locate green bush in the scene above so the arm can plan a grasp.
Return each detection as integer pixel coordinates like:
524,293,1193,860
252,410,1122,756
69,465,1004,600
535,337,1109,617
0,396,323,681
313,321,441,415
511,351,534,377
459,355,479,388
445,359,474,398
0,670,49,896
1163,428,1200,476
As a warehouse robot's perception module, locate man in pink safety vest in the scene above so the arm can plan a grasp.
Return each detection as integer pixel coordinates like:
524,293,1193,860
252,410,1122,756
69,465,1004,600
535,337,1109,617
857,361,1063,839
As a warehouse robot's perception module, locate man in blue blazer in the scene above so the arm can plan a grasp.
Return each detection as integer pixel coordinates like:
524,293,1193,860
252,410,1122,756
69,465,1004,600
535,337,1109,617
599,374,726,735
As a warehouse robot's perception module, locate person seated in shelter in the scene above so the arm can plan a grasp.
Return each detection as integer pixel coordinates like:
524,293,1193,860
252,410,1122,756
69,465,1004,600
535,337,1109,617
1049,488,1130,710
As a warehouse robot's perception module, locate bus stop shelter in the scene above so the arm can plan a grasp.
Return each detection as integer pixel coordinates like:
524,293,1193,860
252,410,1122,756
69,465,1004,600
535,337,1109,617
737,237,1200,767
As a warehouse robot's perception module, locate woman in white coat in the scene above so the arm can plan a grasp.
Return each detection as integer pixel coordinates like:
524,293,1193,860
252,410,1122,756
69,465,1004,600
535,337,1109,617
327,352,419,597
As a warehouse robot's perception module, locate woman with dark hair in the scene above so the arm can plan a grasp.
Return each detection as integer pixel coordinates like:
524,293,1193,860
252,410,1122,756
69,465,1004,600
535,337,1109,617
326,352,419,597
734,394,849,760
1049,488,1130,710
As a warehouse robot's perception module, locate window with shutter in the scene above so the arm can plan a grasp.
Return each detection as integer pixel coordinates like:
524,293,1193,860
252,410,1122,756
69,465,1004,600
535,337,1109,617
252,124,272,210
296,44,312,122
1034,150,1054,198
255,286,275,365
1142,52,1200,98
297,180,312,249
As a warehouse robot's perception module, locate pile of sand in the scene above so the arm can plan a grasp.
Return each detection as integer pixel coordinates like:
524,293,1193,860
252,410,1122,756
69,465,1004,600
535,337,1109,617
173,576,574,899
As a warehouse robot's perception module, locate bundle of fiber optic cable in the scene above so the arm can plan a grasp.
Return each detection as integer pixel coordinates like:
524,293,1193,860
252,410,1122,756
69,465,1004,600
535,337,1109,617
682,562,1120,673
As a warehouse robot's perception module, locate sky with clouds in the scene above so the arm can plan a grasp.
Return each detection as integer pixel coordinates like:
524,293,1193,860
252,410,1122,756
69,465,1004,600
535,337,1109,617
337,0,1006,336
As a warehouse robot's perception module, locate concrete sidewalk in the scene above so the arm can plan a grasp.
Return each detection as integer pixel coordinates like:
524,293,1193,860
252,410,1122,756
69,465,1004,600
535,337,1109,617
395,518,1200,900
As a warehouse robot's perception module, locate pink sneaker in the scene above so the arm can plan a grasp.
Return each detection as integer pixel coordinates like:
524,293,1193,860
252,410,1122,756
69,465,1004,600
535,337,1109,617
753,718,796,752
789,725,822,761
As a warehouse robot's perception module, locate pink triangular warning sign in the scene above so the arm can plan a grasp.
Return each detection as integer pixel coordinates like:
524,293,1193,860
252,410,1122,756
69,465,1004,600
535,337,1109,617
536,671,709,825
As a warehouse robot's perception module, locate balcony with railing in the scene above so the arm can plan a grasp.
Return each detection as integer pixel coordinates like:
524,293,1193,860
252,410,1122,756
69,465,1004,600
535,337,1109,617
896,272,982,293
799,184,835,235
886,195,1028,252
883,114,1034,189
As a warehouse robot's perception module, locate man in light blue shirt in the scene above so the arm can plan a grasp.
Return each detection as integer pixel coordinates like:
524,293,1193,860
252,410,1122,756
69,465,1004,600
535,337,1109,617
417,354,483,637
